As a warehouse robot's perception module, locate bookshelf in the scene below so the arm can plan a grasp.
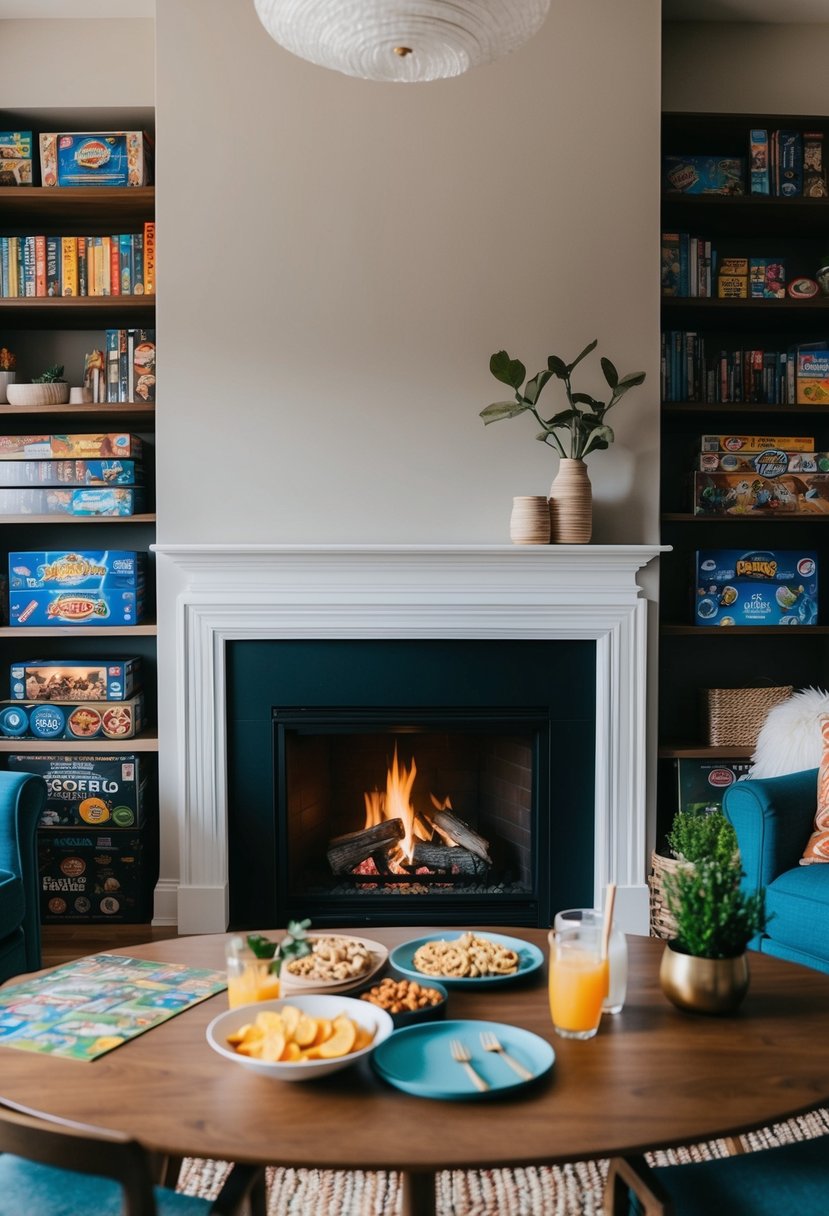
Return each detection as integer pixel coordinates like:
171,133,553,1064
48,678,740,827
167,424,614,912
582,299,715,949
659,111,829,837
0,108,158,924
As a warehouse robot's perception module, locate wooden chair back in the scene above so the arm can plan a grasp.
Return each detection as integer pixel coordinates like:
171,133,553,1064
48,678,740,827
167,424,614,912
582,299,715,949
0,1102,158,1216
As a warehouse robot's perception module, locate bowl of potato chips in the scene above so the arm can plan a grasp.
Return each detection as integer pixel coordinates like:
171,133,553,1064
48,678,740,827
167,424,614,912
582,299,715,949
205,994,394,1081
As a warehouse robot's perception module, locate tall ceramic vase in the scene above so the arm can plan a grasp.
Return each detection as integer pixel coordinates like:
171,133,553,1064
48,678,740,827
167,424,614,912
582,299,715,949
549,458,592,543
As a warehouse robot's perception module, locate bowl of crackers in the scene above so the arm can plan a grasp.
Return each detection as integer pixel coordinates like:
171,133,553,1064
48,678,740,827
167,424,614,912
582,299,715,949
206,993,394,1081
356,971,448,1028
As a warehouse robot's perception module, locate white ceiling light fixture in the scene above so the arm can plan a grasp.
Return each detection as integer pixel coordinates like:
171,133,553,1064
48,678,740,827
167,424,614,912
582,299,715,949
253,0,551,83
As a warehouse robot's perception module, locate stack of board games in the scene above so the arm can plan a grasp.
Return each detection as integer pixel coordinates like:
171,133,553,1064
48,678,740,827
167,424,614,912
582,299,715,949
693,434,829,516
7,753,157,923
0,656,144,742
0,434,145,517
8,550,146,628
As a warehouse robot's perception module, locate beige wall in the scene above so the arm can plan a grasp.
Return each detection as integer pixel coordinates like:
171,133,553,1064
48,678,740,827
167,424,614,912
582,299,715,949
156,0,661,546
0,19,154,110
663,22,829,113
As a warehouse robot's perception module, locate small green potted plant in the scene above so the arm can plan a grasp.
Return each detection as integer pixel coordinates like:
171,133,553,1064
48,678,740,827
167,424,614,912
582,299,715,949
480,340,645,542
6,363,69,407
660,808,767,1014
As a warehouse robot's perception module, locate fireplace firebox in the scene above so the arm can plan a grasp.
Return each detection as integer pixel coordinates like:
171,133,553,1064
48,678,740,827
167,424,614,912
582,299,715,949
226,638,595,928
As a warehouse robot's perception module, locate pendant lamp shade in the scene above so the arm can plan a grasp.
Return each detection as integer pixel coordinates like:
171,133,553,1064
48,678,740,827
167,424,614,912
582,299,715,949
253,0,551,83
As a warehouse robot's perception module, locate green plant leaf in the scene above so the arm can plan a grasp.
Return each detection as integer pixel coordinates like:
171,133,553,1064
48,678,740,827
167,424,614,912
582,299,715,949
490,350,526,390
583,425,614,455
524,369,553,405
545,408,579,428
618,370,646,388
571,393,604,410
566,339,597,374
480,400,530,425
547,355,568,378
600,357,618,389
246,933,278,959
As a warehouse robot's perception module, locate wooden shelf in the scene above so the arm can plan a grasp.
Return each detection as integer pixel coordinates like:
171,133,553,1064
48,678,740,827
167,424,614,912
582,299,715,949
0,186,154,229
659,742,754,759
0,728,158,754
0,295,154,329
0,624,157,638
663,625,829,635
663,512,829,522
661,192,829,237
0,513,155,525
0,402,155,423
662,296,829,311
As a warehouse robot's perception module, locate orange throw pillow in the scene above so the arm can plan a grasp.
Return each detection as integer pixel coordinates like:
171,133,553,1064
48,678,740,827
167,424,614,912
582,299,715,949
801,715,829,864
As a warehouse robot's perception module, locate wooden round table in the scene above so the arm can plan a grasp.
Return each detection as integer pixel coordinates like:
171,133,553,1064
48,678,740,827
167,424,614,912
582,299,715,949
3,928,829,1215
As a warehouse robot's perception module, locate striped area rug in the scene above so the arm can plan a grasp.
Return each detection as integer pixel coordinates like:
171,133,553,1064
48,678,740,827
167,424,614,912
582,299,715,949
176,1106,829,1214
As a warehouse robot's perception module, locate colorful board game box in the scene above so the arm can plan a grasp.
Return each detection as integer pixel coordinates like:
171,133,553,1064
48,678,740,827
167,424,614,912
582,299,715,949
698,451,829,474
38,830,156,922
662,155,745,194
9,551,144,591
749,258,786,299
0,130,32,186
750,129,770,195
796,347,829,405
694,549,818,626
10,658,142,702
9,588,145,627
39,132,152,188
0,460,142,487
0,694,144,741
701,435,815,454
7,753,149,829
675,759,753,815
0,434,141,460
694,472,829,515
0,487,145,516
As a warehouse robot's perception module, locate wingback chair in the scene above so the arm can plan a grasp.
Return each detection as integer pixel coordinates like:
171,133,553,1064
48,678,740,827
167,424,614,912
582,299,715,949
0,769,46,983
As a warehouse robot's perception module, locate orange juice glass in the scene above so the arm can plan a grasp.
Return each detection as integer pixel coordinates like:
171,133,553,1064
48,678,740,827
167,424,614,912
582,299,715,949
225,939,281,1009
548,926,607,1040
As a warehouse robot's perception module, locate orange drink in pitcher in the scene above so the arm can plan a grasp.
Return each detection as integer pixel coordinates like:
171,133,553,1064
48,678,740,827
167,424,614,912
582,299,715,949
548,926,608,1040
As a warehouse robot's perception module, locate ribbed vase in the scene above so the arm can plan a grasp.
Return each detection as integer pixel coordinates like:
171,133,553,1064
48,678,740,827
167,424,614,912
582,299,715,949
549,459,592,544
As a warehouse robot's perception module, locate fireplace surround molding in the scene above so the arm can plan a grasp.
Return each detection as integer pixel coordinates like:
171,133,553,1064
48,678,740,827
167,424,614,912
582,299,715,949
153,544,664,935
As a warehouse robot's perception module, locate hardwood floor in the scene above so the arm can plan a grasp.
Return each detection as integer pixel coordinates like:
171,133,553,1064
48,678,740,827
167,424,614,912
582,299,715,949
41,923,180,968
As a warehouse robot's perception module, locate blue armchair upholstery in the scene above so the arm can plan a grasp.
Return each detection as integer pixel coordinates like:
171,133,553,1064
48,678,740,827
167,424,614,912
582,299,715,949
723,768,829,974
0,770,47,983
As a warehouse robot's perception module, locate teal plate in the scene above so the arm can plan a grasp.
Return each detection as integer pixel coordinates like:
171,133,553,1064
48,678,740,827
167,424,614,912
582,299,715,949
372,1019,555,1100
389,932,544,988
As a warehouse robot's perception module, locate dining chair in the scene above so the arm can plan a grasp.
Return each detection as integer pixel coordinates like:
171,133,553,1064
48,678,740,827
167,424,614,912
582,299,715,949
604,1134,829,1215
0,1103,267,1216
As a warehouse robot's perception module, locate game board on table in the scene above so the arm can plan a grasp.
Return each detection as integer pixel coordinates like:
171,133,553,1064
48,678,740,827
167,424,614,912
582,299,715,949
0,953,226,1060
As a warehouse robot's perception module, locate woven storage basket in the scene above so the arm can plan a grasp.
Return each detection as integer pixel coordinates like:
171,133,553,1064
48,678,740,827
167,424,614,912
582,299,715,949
701,685,793,749
649,851,682,940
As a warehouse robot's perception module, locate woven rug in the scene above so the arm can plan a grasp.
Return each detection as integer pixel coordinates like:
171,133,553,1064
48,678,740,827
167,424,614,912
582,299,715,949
175,1106,829,1214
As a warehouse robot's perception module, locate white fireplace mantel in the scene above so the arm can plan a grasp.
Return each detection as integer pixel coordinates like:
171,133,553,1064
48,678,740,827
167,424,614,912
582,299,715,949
154,544,665,935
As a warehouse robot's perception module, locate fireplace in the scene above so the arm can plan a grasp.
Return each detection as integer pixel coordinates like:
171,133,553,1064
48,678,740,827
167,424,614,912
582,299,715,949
153,545,663,935
226,638,595,928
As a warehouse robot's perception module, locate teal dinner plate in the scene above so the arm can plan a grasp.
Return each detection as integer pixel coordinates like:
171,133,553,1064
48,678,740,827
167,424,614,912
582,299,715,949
389,932,544,988
372,1019,555,1100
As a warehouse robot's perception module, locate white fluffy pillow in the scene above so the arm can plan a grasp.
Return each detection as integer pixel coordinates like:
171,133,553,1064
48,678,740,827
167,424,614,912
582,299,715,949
751,687,829,778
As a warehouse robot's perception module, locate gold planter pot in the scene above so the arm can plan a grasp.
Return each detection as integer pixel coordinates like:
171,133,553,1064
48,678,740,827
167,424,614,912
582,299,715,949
659,944,750,1015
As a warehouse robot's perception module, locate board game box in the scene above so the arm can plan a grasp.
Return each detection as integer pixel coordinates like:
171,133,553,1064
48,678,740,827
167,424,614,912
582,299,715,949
0,694,144,740
694,549,818,626
7,752,149,829
9,551,145,590
10,658,142,702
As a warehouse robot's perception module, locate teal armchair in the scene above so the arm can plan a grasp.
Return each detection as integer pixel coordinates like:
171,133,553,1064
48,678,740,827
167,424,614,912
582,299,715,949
723,768,829,975
0,770,46,983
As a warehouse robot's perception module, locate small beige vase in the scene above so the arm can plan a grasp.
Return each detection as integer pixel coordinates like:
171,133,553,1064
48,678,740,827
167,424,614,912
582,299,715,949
510,496,551,544
549,458,592,543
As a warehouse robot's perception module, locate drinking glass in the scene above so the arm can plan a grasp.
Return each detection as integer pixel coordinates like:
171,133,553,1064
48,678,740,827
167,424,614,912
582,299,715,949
547,923,607,1040
554,907,628,1014
225,936,281,1008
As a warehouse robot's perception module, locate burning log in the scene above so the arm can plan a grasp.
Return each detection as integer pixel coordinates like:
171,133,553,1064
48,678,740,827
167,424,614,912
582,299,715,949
327,818,405,875
410,842,485,876
432,810,492,865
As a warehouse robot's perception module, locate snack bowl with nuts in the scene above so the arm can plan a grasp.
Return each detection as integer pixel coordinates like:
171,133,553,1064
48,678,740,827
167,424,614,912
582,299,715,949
355,970,448,1028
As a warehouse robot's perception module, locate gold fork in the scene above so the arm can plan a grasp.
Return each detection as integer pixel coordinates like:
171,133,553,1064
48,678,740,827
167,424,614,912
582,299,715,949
479,1030,534,1081
449,1038,489,1092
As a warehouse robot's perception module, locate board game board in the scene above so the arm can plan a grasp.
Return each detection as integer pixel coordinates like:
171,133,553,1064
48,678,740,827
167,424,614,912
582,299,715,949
0,953,226,1060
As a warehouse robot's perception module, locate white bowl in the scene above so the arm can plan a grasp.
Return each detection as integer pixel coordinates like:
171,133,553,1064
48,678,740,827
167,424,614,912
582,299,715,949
6,381,70,406
205,993,394,1081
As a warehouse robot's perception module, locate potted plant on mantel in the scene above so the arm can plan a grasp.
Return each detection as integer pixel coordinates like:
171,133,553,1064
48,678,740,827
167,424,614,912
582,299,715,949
480,339,646,543
660,808,767,1015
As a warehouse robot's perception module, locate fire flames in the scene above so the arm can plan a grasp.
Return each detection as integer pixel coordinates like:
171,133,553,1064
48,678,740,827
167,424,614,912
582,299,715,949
362,744,452,871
